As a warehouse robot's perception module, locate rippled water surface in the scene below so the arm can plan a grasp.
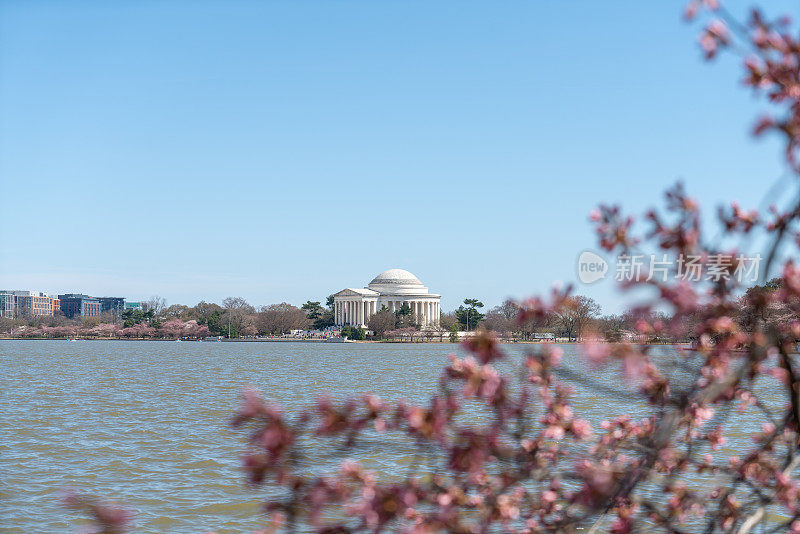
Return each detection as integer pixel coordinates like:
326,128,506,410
0,340,779,532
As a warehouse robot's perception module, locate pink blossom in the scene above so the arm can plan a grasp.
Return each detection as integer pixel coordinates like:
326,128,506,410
582,340,611,366
543,425,565,440
571,419,593,440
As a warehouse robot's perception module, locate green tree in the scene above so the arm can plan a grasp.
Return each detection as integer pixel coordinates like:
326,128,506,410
395,303,418,329
456,298,484,331
302,301,324,322
314,310,335,330
198,309,226,337
449,322,459,343
341,325,366,340
305,298,336,330
121,308,153,328
298,296,337,330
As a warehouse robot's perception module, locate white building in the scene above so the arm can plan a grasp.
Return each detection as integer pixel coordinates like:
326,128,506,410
333,269,441,328
0,292,15,319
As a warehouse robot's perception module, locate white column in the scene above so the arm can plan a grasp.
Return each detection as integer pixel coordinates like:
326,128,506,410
347,301,351,325
335,302,339,325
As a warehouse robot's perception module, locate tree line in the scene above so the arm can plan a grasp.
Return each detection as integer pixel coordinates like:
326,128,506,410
2,281,791,341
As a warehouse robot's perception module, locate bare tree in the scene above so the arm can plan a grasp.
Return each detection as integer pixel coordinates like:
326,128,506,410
557,295,600,341
255,303,309,335
142,296,167,317
596,313,629,342
191,301,222,320
482,300,520,336
221,297,256,338
439,311,459,332
222,297,254,313
367,308,396,339
163,304,191,320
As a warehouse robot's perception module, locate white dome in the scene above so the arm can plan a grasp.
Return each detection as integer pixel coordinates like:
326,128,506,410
368,269,424,287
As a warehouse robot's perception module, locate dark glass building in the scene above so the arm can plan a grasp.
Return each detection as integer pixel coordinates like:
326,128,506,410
58,294,101,319
98,297,126,318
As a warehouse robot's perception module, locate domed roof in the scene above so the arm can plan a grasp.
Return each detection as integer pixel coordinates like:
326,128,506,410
368,269,423,287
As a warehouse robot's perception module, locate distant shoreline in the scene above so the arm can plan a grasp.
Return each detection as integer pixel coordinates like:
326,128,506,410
0,337,684,345
0,337,455,343
0,337,447,343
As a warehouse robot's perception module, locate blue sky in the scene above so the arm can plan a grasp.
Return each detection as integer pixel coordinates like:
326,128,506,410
0,1,796,313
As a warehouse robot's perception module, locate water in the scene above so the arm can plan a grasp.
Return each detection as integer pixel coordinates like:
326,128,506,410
0,341,784,532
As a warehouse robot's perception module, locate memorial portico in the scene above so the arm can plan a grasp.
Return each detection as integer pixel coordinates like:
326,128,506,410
333,269,441,328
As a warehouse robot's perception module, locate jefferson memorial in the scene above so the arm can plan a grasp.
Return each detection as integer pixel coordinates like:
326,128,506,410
333,269,441,328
